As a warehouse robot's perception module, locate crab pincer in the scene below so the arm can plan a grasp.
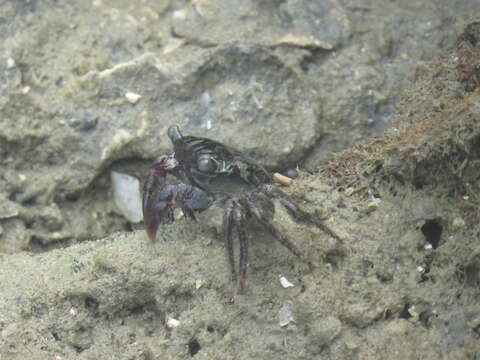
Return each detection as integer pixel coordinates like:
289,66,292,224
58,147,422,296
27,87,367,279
142,153,211,241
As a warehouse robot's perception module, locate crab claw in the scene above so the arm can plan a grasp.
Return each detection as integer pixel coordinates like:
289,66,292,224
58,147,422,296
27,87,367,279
143,154,178,241
143,196,173,241
143,192,175,241
143,153,212,240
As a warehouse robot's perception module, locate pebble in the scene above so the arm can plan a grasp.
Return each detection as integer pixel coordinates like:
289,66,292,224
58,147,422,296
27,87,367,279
0,199,20,219
361,201,378,214
195,279,205,290
279,303,294,327
452,217,465,229
6,58,15,69
111,171,143,223
125,92,141,104
279,275,294,288
167,317,180,328
172,10,186,19
273,173,293,186
285,168,298,179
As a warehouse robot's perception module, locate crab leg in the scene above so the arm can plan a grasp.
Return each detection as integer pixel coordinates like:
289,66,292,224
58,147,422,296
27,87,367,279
246,194,313,271
222,201,237,282
233,204,248,294
261,185,342,242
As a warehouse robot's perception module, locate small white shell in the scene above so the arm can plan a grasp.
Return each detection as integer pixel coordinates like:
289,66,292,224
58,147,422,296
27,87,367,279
172,10,186,19
195,279,205,290
167,317,180,328
125,92,141,104
279,275,294,288
424,243,433,250
6,58,15,69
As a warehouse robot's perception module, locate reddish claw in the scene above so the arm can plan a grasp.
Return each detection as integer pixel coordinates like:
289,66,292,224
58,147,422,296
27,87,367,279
142,154,211,241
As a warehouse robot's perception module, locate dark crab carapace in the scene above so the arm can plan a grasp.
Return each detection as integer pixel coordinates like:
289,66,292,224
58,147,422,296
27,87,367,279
143,125,341,293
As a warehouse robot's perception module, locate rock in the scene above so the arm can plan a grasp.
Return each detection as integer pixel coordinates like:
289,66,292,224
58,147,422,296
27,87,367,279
68,327,93,352
431,306,469,352
172,0,350,49
279,303,294,327
279,275,295,288
340,303,383,328
452,217,465,229
37,203,64,232
310,316,342,346
111,171,143,223
0,196,20,219
125,91,142,104
0,219,30,253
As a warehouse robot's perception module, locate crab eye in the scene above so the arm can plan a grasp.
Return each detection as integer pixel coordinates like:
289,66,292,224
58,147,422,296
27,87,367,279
197,155,217,173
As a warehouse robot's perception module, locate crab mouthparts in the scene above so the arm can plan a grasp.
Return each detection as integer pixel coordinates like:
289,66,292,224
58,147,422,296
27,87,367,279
151,153,178,172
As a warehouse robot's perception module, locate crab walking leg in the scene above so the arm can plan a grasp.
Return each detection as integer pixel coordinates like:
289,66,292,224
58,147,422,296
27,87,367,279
233,204,248,293
278,197,342,242
261,185,342,242
222,201,237,281
247,194,314,271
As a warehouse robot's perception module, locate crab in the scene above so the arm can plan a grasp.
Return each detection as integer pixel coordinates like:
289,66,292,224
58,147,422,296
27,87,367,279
143,125,341,293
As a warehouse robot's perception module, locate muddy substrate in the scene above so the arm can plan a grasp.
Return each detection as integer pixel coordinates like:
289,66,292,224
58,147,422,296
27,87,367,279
3,75,480,359
0,170,479,359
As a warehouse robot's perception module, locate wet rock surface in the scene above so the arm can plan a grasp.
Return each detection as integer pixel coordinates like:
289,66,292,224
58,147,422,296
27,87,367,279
1,1,480,359
1,0,479,247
